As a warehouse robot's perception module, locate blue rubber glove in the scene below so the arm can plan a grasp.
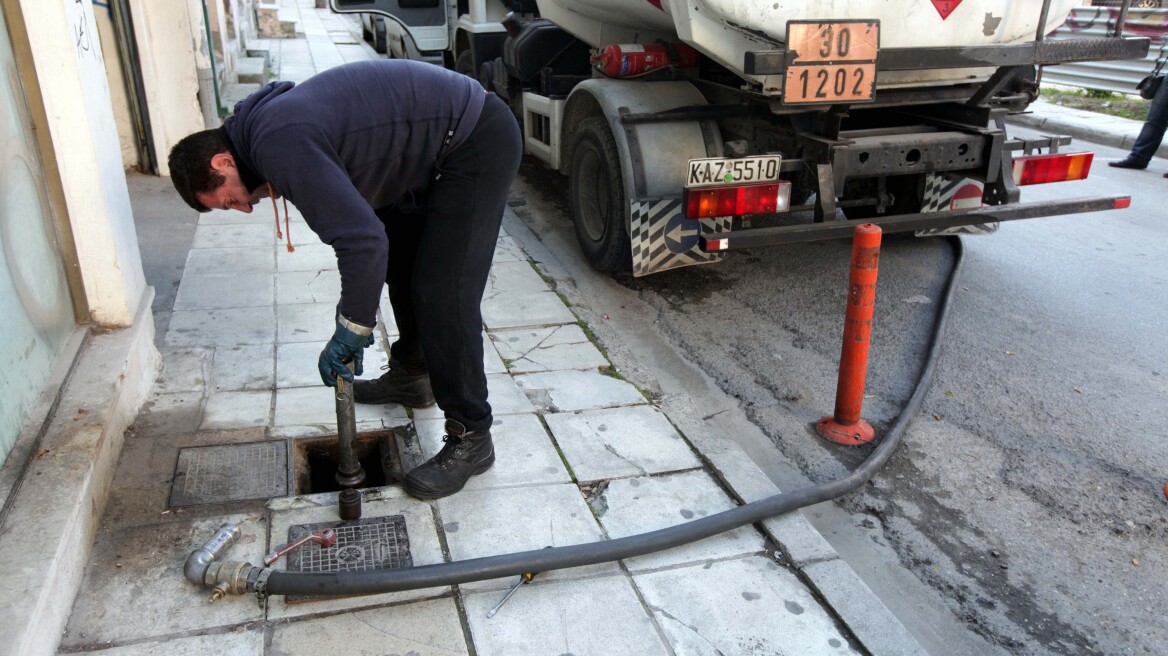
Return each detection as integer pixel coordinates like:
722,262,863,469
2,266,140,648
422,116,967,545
318,314,375,387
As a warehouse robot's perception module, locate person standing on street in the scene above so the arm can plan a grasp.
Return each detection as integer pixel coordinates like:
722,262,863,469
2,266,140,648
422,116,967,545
167,59,522,500
1111,48,1168,175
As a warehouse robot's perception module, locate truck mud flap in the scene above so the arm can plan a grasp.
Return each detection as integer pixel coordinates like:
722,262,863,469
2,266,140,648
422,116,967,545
631,199,729,277
916,173,999,238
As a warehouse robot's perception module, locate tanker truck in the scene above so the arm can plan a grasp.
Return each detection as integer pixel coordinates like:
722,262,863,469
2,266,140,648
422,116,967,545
330,0,1149,275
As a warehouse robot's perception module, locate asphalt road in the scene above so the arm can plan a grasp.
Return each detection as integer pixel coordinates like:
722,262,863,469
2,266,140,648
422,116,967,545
505,129,1167,656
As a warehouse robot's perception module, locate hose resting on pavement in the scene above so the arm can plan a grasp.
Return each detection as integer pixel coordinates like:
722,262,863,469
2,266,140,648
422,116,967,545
264,237,965,597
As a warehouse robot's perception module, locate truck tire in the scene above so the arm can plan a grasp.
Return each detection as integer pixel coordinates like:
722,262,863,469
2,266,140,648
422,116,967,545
456,50,476,79
569,117,632,272
372,18,388,54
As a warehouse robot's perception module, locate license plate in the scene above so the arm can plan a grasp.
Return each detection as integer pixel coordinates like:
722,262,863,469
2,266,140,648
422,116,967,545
783,20,879,105
686,156,782,189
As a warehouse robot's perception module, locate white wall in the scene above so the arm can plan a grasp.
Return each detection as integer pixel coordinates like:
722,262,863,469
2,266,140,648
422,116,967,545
129,0,209,176
93,5,138,169
17,0,146,327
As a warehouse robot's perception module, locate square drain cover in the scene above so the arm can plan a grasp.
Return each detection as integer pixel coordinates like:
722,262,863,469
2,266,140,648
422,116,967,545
285,515,412,602
170,441,287,507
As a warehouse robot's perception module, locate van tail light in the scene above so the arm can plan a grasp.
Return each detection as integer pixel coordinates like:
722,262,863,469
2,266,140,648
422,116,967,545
685,181,792,219
1012,152,1093,185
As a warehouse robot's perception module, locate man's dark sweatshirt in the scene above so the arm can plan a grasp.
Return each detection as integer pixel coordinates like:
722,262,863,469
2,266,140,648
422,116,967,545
221,59,486,328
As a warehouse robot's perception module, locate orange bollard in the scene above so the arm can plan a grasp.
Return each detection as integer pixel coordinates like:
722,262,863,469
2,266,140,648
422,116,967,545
817,224,882,446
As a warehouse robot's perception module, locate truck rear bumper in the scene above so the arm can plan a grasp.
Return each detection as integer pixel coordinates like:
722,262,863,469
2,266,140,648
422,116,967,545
700,195,1129,251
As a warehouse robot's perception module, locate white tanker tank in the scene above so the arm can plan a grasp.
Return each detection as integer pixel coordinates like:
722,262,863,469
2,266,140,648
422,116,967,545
536,0,1083,91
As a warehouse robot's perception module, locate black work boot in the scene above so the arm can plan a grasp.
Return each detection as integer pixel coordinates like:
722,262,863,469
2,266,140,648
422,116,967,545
353,358,435,407
404,419,494,500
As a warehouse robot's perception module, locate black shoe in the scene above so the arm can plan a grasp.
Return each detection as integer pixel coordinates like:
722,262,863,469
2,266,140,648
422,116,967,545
1109,157,1148,170
403,419,494,500
353,359,435,407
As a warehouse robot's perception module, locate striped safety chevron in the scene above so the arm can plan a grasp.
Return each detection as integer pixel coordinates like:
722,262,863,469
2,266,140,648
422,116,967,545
630,199,730,276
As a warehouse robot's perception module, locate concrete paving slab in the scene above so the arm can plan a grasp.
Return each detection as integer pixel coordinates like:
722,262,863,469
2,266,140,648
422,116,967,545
191,223,275,249
486,260,551,295
763,512,840,569
464,575,669,656
271,599,467,655
201,390,272,430
802,559,928,656
70,629,265,655
184,246,274,275
481,291,577,329
633,556,860,656
276,268,341,304
165,307,276,347
437,483,618,593
415,413,570,491
277,302,336,343
276,242,338,272
484,372,536,415
210,343,275,392
492,235,525,263
598,471,767,572
275,339,390,389
195,208,261,225
266,496,447,619
130,391,204,437
174,273,274,310
273,385,408,429
153,347,211,395
60,514,266,649
543,405,702,481
482,330,507,374
489,323,608,373
414,374,536,421
515,369,646,413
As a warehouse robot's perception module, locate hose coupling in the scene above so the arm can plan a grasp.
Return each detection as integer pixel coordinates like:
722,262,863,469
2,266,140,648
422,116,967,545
204,560,258,601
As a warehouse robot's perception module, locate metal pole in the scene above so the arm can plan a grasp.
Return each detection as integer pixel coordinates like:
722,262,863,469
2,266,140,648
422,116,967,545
1114,0,1133,38
1035,0,1054,43
334,360,364,520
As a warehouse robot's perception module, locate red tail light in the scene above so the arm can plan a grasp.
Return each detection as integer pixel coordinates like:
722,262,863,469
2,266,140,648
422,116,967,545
685,181,791,219
1012,152,1093,185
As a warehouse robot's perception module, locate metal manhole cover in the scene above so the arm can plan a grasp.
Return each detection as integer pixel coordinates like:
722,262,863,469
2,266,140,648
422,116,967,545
170,441,287,507
285,515,412,602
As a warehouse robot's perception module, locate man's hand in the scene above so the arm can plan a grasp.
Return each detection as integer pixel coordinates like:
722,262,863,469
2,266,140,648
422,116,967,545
318,315,375,387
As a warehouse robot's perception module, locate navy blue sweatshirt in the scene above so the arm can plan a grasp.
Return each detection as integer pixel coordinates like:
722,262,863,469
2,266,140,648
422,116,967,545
221,59,486,327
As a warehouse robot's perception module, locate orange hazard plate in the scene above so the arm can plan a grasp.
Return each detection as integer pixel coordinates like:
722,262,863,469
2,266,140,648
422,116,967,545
783,20,879,105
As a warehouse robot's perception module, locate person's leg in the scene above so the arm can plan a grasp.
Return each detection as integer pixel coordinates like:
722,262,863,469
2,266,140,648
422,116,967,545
1127,79,1168,165
378,204,426,368
403,94,522,499
353,205,434,406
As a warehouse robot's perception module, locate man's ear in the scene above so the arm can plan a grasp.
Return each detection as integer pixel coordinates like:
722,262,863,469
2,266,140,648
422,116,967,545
209,152,235,173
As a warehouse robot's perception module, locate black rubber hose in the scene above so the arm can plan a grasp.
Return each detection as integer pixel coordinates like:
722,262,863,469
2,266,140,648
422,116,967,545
266,237,965,597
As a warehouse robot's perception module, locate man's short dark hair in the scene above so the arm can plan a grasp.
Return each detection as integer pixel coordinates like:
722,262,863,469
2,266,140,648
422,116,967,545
168,129,229,212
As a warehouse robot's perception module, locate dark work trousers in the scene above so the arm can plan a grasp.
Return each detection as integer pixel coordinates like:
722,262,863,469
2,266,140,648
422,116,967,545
374,93,521,433
1129,75,1168,164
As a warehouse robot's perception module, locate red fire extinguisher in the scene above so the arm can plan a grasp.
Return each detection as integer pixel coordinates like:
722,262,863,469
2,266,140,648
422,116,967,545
591,43,698,78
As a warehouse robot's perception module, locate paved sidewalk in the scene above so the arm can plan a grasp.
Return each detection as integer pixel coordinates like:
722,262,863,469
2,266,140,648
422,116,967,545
58,3,920,655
